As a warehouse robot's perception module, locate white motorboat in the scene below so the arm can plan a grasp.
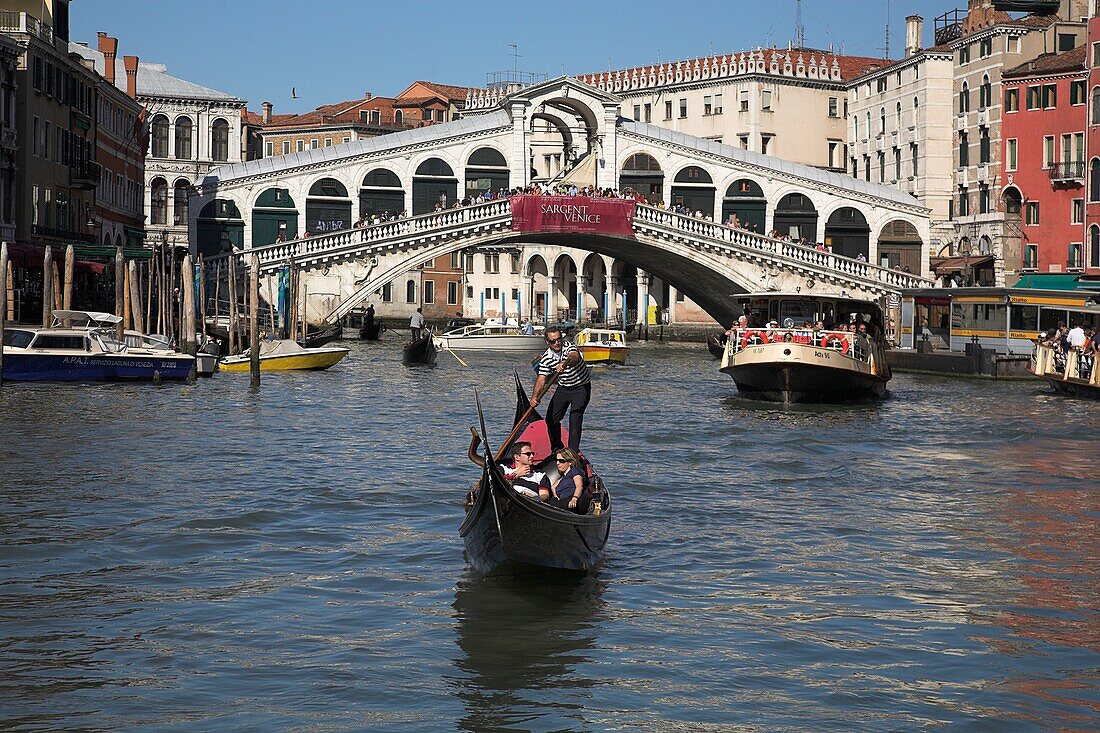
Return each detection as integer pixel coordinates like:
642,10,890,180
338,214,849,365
434,320,546,352
719,293,892,403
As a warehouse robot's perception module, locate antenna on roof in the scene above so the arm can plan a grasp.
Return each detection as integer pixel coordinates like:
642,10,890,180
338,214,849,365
509,43,520,76
881,0,891,59
795,0,806,48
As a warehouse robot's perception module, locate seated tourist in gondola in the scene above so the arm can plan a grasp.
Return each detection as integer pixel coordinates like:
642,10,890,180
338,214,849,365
549,448,590,514
466,433,550,501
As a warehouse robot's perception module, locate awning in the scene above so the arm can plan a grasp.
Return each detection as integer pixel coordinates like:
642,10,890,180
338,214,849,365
0,242,106,273
1012,273,1084,290
930,255,994,273
557,153,598,188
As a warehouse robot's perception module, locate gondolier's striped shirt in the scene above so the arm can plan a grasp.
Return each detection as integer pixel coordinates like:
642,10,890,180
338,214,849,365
537,340,591,388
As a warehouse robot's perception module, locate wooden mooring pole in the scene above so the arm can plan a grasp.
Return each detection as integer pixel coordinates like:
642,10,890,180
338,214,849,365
181,254,196,355
228,255,238,355
115,247,125,343
249,254,260,387
63,244,74,311
129,260,144,334
42,245,53,327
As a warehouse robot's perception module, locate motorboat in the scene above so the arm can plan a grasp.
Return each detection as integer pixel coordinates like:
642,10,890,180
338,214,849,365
574,328,629,365
51,310,217,377
434,319,545,353
218,338,349,372
719,292,892,403
2,324,195,382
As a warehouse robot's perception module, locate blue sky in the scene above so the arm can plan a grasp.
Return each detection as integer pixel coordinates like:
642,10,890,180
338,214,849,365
74,0,955,113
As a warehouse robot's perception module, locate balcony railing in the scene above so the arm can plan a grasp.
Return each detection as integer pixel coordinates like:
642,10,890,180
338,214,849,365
31,225,95,243
0,11,54,43
1049,161,1085,183
70,161,101,189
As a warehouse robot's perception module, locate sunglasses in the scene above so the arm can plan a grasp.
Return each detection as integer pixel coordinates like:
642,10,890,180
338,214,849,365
545,337,562,344
519,451,536,456
555,457,569,462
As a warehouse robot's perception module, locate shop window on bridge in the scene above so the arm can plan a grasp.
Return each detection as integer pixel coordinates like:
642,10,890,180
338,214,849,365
253,187,299,247
307,178,352,233
361,169,404,219
413,158,458,214
466,148,508,198
620,153,663,203
671,166,715,218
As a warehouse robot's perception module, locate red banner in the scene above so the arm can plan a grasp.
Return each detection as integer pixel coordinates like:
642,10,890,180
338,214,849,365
510,196,636,236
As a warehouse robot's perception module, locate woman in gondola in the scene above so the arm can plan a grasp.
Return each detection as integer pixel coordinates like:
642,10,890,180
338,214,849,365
549,449,589,514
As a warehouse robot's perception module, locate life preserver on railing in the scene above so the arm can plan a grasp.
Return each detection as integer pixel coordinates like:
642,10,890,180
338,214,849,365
741,330,769,348
821,334,850,354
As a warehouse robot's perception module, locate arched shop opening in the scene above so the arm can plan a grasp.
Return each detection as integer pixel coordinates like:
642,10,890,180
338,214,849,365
773,192,818,242
412,158,458,214
360,169,405,219
877,219,923,273
619,153,663,203
465,148,509,199
721,179,766,233
670,166,715,218
197,199,245,258
824,207,870,259
306,178,352,234
252,188,298,247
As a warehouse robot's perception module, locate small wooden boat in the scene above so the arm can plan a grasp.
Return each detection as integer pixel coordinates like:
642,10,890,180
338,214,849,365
720,292,891,403
707,333,727,359
300,322,342,348
459,373,612,573
403,328,438,365
219,339,349,372
575,328,629,365
359,321,382,340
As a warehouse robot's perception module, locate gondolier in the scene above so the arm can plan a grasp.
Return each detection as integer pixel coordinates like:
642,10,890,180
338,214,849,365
530,326,591,451
410,308,425,341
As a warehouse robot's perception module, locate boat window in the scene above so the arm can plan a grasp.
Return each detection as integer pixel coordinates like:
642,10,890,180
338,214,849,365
779,300,820,327
32,335,87,350
3,329,35,348
951,302,1005,333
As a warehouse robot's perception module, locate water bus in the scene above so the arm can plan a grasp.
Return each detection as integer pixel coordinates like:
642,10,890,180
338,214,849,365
720,292,891,403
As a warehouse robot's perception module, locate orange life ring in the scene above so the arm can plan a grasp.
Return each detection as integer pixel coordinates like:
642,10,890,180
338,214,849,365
820,334,850,354
741,330,769,348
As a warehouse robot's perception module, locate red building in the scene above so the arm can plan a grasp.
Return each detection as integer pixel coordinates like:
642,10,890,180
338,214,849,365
1002,46,1088,278
1084,6,1100,275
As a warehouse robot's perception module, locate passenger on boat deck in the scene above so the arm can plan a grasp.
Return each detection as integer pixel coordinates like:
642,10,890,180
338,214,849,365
1067,322,1086,349
464,434,551,501
550,448,590,513
521,317,535,335
856,322,869,337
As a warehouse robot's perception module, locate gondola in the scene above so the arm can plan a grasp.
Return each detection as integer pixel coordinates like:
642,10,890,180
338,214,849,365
403,328,438,365
299,322,343,349
359,321,382,340
459,373,612,573
707,332,727,359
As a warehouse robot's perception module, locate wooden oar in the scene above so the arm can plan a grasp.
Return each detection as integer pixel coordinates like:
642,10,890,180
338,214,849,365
444,345,468,367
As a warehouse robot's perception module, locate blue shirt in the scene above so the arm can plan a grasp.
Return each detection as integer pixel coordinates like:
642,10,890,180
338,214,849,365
555,466,585,500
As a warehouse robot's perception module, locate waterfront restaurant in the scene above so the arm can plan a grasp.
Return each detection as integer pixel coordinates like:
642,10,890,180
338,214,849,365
899,285,1100,355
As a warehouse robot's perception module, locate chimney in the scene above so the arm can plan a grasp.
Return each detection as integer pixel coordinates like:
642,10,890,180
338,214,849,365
905,15,923,58
97,32,117,86
364,92,372,100
962,0,995,35
262,101,272,124
123,55,138,99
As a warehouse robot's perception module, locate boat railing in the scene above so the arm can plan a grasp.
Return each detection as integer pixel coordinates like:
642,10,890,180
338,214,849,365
1033,343,1100,385
726,327,874,363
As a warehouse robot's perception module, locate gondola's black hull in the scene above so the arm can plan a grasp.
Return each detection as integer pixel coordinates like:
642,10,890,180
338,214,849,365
360,322,382,340
403,335,438,365
707,334,726,359
460,473,611,573
299,323,342,349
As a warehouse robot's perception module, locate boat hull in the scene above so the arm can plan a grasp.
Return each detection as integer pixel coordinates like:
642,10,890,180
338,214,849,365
435,333,545,352
1042,377,1100,399
1,351,195,382
219,348,348,372
721,342,889,403
461,474,611,573
402,335,438,365
578,345,629,365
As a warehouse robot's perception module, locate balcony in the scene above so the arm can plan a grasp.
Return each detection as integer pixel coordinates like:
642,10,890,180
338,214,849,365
1049,161,1085,185
70,161,100,190
0,10,54,44
31,225,95,244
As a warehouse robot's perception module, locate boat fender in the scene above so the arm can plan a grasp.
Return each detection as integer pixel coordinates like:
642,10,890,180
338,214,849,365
741,330,769,348
821,334,850,354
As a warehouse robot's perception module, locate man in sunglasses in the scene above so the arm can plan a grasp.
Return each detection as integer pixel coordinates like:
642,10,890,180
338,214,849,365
531,327,592,452
466,436,550,500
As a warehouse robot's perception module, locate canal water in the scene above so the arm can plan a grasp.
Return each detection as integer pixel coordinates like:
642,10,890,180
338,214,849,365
1,341,1097,732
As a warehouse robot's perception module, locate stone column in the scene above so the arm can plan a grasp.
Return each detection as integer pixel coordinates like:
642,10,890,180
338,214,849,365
545,275,557,324
667,285,678,324
636,272,650,327
606,273,619,324
511,101,529,189
577,275,589,324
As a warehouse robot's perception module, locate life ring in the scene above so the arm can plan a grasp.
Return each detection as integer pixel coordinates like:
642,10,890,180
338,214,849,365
741,330,769,348
821,334,850,354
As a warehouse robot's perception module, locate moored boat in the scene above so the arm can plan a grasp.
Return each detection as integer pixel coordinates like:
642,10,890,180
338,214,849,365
720,292,892,403
403,329,438,365
574,328,629,365
219,339,349,372
1030,344,1100,399
300,322,343,348
2,324,195,382
707,333,727,359
435,320,545,352
459,373,612,573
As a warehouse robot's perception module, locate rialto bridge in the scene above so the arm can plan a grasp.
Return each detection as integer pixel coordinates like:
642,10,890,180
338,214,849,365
191,77,932,327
